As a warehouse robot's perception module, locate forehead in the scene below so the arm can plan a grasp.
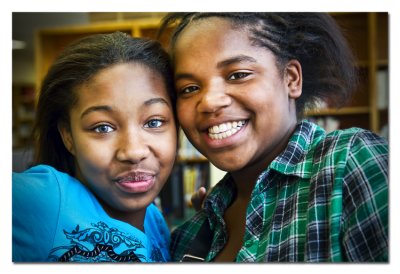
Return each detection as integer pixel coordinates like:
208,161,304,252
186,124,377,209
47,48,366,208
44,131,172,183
173,17,277,70
177,17,250,45
89,63,163,89
174,18,256,58
75,63,170,107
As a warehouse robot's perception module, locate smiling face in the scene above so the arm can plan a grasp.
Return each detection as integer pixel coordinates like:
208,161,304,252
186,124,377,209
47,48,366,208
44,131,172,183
174,18,302,182
59,63,177,227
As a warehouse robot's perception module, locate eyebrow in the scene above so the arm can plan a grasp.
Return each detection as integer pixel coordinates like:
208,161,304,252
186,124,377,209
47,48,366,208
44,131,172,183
80,97,170,119
216,54,257,69
175,54,258,82
144,97,170,107
81,105,112,119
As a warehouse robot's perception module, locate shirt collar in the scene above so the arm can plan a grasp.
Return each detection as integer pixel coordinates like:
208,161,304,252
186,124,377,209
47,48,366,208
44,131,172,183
269,120,325,179
204,173,236,220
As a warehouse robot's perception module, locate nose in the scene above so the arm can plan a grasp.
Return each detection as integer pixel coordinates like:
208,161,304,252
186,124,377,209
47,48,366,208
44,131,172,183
197,81,232,113
115,129,150,164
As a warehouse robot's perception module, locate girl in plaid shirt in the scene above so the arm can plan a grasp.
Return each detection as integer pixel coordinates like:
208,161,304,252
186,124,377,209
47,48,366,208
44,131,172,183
159,13,389,262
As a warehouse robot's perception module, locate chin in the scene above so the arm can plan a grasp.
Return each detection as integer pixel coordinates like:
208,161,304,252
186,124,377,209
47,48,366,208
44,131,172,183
211,160,244,173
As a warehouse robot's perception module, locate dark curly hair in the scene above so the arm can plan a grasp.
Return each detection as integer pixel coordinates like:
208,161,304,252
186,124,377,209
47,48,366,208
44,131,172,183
34,31,176,176
158,12,358,118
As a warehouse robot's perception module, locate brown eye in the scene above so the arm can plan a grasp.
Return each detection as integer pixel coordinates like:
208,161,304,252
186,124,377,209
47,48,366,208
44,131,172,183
228,72,251,80
180,85,199,94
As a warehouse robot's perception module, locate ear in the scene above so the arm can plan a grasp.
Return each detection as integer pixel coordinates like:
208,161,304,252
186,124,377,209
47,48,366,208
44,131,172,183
284,59,302,99
58,122,76,156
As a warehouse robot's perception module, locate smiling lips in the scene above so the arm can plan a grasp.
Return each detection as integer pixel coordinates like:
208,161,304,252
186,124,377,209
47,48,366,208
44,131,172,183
208,120,247,140
115,172,155,193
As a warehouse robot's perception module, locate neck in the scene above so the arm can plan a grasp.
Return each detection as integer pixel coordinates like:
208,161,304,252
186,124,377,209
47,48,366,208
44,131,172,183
231,121,297,201
101,201,146,231
230,167,259,201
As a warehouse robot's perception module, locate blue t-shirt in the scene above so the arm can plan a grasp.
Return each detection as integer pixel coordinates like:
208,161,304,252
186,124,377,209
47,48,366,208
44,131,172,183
12,165,170,262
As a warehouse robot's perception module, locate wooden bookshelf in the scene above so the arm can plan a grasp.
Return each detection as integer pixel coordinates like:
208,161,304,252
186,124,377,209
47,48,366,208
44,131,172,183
35,17,171,93
12,84,36,149
306,13,389,136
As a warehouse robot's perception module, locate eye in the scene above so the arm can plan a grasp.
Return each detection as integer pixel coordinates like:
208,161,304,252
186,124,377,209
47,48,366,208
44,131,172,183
144,119,164,128
179,85,199,95
228,72,251,80
93,124,114,134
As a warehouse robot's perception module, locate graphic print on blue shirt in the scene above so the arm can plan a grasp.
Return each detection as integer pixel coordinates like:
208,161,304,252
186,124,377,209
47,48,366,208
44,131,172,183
47,221,156,262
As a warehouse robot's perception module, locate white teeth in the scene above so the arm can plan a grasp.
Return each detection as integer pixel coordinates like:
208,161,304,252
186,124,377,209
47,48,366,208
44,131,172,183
211,125,219,134
208,120,246,140
219,123,227,132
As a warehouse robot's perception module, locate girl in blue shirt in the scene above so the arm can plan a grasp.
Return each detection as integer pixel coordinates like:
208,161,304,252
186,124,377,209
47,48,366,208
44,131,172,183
12,32,177,262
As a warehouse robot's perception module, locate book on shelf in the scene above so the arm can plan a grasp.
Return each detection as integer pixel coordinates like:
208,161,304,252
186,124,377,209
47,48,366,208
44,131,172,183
159,165,184,221
178,129,206,160
307,116,340,133
183,164,208,206
377,69,388,110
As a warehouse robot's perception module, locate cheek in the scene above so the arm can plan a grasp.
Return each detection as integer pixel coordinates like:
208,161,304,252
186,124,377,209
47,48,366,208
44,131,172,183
154,139,176,187
177,102,196,133
156,131,177,166
74,140,111,174
250,81,288,109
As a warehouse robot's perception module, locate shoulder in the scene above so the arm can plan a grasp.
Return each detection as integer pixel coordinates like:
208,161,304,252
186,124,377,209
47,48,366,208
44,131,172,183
311,127,388,163
12,164,76,219
145,203,170,239
329,130,389,261
12,165,65,261
14,164,95,196
12,164,88,203
304,127,388,196
13,165,63,198
324,129,388,228
337,128,388,201
144,203,171,261
13,164,76,186
145,203,168,229
322,127,387,149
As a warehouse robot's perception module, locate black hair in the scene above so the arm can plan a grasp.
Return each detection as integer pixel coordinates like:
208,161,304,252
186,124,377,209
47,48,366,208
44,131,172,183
34,31,176,176
158,12,358,118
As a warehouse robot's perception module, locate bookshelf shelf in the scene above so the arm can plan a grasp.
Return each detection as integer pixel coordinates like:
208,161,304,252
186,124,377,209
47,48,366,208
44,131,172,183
12,84,36,149
306,107,371,116
178,157,209,164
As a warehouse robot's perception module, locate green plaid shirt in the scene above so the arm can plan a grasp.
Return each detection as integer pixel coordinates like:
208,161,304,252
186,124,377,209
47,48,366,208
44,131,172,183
170,120,388,262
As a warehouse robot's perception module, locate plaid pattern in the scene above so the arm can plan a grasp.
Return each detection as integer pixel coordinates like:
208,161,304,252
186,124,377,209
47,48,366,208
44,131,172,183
170,120,388,262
